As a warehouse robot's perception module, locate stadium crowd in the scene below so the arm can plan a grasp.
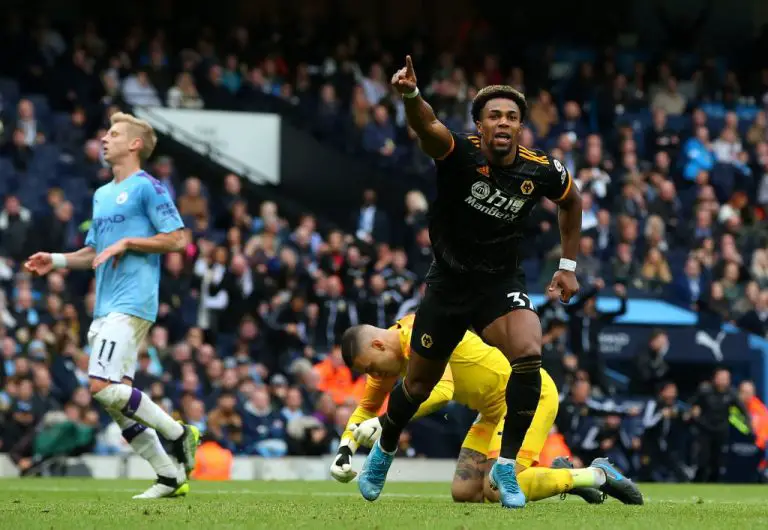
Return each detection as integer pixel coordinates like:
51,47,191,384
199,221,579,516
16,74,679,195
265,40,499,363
1,5,768,482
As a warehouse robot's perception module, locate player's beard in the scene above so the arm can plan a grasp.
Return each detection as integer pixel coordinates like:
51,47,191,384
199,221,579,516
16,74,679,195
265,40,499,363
491,143,514,158
487,129,517,162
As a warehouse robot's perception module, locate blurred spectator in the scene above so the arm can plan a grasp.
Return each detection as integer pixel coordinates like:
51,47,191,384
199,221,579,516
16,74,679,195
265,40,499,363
13,99,46,146
121,69,162,107
3,128,33,171
363,104,398,167
177,177,209,222
0,195,32,262
242,385,287,457
631,329,670,396
690,368,750,482
576,235,602,286
672,255,709,309
739,381,768,452
736,289,768,337
639,382,691,482
351,189,390,246
683,126,715,182
207,392,243,452
566,280,628,395
639,248,673,294
54,106,88,161
167,72,204,110
646,108,680,158
361,63,388,106
528,90,558,138
315,345,354,406
652,77,687,116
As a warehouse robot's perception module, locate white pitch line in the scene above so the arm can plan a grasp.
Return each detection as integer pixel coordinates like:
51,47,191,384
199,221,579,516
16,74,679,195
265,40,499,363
0,486,447,499
2,486,768,505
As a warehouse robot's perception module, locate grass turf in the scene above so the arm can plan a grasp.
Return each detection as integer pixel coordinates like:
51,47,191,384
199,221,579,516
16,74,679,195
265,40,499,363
0,479,766,529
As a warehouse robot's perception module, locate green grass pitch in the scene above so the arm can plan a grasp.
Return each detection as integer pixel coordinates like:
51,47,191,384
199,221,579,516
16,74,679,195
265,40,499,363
0,479,766,529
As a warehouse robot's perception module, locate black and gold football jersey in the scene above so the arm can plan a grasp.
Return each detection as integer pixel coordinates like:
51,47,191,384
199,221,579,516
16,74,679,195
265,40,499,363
428,131,572,274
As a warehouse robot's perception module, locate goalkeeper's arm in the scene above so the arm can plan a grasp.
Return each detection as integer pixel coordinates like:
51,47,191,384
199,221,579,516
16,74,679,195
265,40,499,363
352,368,455,447
330,375,395,483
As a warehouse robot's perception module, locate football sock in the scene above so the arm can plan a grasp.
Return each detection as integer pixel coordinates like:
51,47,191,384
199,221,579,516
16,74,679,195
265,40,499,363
95,384,184,441
577,467,606,488
517,467,574,501
500,355,542,460
107,409,178,480
378,381,426,453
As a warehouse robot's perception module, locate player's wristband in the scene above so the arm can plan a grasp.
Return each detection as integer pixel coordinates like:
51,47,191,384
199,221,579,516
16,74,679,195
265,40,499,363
559,258,577,272
51,253,68,269
402,86,420,99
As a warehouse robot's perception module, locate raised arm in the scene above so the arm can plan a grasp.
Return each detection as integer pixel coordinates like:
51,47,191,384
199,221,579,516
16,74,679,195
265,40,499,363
393,55,454,159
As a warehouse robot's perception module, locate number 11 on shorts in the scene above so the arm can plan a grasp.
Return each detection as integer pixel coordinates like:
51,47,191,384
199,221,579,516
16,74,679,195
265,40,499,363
98,339,117,362
507,291,534,310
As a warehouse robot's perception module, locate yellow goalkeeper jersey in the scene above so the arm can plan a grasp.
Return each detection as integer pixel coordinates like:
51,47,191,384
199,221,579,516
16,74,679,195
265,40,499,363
343,314,511,441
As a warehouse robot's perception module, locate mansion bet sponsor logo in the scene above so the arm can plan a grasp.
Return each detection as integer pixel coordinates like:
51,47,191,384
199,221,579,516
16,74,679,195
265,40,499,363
465,180,527,222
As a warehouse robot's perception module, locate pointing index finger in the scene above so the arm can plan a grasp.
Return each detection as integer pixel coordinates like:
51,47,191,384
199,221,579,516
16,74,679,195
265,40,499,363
405,55,414,76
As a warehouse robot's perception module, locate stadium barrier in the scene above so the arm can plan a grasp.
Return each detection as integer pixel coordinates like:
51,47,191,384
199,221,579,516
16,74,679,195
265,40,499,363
0,454,458,481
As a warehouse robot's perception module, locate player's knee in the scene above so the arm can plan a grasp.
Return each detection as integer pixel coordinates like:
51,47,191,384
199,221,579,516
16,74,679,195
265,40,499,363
89,377,111,396
91,380,129,409
451,482,484,503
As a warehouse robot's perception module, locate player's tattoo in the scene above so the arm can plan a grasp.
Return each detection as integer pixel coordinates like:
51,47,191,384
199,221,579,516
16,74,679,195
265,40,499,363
454,448,487,482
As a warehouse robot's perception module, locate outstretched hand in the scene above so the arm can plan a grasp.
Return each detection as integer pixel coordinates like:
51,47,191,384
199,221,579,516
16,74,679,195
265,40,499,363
24,252,54,276
391,55,418,95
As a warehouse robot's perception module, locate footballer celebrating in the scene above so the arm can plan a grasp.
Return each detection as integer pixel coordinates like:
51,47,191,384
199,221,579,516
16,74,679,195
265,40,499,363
356,56,583,508
334,315,643,505
25,112,199,499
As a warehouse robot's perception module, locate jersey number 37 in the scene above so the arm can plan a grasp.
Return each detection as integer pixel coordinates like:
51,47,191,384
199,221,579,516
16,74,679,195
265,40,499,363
507,291,535,311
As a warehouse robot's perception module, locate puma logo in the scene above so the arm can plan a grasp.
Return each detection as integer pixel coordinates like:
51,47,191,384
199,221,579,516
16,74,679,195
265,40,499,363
695,330,726,362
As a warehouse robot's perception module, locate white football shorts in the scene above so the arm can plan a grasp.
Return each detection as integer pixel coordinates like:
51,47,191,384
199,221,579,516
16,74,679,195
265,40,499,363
87,312,152,383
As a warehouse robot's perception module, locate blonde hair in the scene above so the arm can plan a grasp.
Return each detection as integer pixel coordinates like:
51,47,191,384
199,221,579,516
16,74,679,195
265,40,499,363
644,214,666,239
110,112,157,162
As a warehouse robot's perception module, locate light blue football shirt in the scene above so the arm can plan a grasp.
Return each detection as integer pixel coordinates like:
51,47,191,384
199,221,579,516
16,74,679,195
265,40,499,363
86,170,184,322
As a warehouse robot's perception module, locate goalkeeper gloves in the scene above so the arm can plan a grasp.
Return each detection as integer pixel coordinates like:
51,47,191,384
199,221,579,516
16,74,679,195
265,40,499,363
330,437,359,483
352,416,383,447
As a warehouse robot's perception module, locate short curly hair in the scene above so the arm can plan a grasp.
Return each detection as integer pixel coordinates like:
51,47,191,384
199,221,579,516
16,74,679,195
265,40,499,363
471,85,528,123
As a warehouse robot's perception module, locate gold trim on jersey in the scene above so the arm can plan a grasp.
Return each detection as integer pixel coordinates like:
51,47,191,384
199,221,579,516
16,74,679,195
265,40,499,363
554,170,573,202
518,146,549,165
468,135,481,148
435,134,456,160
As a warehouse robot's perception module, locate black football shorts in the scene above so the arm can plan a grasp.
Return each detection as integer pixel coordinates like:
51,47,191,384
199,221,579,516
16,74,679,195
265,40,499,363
409,260,536,361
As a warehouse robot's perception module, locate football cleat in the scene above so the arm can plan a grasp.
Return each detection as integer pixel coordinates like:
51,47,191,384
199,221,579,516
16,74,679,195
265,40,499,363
172,422,201,474
133,476,189,499
358,440,395,501
489,461,526,509
590,457,644,505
